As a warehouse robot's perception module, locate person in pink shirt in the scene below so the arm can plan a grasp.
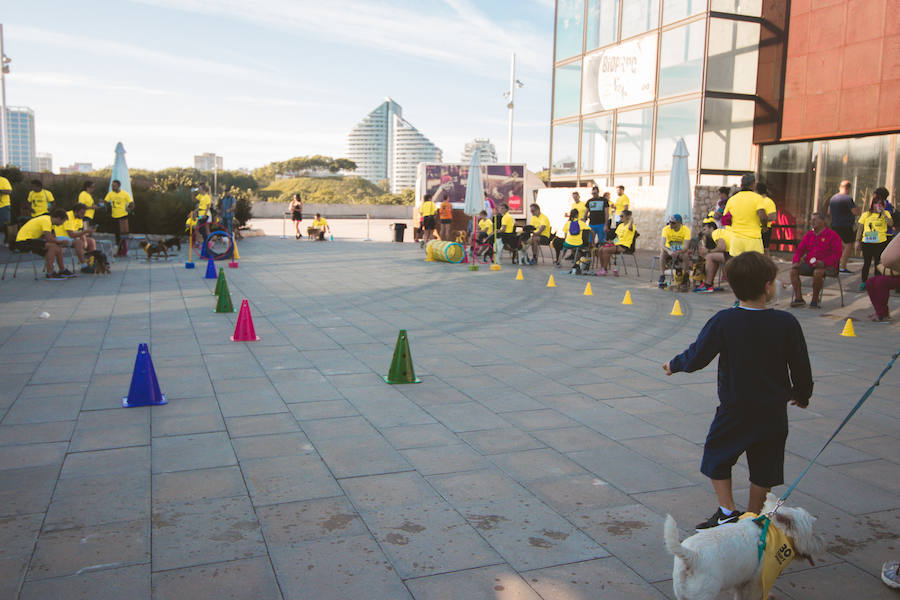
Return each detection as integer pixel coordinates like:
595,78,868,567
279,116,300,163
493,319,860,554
789,212,842,308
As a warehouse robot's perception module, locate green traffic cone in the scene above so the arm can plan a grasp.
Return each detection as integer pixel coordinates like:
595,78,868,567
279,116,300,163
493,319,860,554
213,268,226,296
383,329,421,384
214,280,234,313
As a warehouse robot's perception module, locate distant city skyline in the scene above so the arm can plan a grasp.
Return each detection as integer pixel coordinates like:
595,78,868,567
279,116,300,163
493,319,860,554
0,1,553,172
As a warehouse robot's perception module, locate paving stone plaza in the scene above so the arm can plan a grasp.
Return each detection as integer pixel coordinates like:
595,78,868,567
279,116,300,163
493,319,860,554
0,238,897,599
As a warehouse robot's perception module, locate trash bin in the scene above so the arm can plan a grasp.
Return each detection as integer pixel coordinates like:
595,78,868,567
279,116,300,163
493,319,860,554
391,223,407,243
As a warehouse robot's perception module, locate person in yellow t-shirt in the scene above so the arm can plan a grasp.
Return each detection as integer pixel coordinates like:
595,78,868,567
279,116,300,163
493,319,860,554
723,174,767,256
78,181,97,225
27,180,54,217
15,210,69,278
192,184,213,244
695,221,732,292
568,191,586,221
0,175,12,236
527,203,551,265
658,214,691,288
497,203,521,263
54,203,96,271
105,179,133,255
755,182,778,255
308,213,330,241
597,209,636,274
855,190,894,290
613,185,630,223
419,193,437,246
558,211,585,267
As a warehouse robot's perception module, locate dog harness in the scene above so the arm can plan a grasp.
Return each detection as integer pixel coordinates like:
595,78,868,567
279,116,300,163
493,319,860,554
740,513,795,600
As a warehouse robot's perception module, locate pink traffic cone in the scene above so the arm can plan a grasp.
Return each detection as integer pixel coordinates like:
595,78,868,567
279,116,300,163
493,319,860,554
231,299,260,341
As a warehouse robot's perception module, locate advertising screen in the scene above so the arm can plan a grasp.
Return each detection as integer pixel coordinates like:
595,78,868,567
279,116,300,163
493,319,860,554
423,164,527,215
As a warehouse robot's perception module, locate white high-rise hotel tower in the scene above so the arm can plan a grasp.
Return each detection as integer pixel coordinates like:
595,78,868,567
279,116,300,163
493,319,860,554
346,98,442,194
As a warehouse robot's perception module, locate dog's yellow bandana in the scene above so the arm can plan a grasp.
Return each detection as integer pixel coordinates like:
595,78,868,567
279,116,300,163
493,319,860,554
740,512,795,599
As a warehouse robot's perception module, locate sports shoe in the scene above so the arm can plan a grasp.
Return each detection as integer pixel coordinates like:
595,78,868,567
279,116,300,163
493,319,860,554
839,268,853,274
858,282,866,292
697,284,714,293
809,300,820,308
596,267,608,276
695,508,743,531
790,298,806,308
44,272,66,280
882,561,900,589
60,269,77,278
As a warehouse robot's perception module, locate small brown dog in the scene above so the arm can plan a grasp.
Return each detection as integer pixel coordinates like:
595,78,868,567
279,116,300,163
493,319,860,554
139,240,168,261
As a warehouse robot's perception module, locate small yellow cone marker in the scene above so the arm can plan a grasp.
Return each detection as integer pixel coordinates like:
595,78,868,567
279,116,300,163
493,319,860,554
622,290,633,305
490,263,501,271
670,299,683,316
546,275,556,288
840,318,856,337
583,282,593,296
515,268,523,280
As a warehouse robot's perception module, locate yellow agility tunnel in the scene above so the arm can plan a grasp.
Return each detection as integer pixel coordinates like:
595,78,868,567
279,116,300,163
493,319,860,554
426,240,465,263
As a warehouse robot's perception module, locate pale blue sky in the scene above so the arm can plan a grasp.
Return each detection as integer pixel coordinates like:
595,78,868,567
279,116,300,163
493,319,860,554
3,0,555,173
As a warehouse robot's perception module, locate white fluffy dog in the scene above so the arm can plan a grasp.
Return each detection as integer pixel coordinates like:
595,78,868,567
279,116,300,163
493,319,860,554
663,493,825,600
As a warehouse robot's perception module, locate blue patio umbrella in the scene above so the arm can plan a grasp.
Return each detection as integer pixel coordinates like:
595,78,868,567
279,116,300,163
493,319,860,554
110,142,133,199
666,138,692,226
464,150,485,263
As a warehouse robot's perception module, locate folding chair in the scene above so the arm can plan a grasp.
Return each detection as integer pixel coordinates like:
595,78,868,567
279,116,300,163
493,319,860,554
2,248,40,280
611,233,640,277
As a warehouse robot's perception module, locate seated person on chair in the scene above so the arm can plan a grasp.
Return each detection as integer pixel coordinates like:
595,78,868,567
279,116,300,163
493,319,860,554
527,203,551,265
55,203,96,273
597,210,636,275
694,219,732,293
789,212,842,308
559,211,585,268
498,203,519,263
476,210,494,259
308,213,330,241
15,209,70,279
658,214,691,288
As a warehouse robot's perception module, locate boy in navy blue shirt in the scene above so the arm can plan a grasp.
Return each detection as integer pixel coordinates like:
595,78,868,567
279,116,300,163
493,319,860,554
663,251,813,530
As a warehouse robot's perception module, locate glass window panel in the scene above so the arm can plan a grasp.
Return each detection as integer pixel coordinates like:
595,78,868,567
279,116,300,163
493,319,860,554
701,98,755,171
658,21,705,97
621,0,659,39
710,0,762,17
655,98,701,171
556,0,586,61
706,18,759,94
663,0,705,25
554,61,583,119
551,121,580,177
612,174,650,188
587,0,619,50
759,141,816,226
819,136,889,209
581,114,614,174
615,107,653,173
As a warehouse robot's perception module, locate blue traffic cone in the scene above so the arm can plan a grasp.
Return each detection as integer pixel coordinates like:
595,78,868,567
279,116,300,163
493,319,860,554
122,343,167,408
204,257,217,279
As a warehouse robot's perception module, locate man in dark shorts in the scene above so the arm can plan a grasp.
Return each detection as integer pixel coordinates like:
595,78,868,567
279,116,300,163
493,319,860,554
789,212,842,308
419,194,437,247
585,185,608,246
15,209,70,279
827,179,859,273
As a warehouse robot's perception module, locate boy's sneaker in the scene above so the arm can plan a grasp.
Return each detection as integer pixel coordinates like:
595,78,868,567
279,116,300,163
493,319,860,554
695,508,743,531
882,561,900,589
60,269,77,278
45,272,66,281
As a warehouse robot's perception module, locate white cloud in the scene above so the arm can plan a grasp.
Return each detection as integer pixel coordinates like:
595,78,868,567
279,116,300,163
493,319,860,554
14,72,178,97
131,0,551,73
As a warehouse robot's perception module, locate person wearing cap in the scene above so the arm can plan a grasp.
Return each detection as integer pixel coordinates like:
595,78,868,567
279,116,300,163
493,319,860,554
658,214,691,288
723,174,768,256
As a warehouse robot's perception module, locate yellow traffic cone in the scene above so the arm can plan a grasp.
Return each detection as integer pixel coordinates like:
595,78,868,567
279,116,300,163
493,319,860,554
515,268,523,280
622,290,633,305
233,244,240,259
583,282,593,296
546,275,556,288
490,263,501,271
670,299,683,316
840,318,856,337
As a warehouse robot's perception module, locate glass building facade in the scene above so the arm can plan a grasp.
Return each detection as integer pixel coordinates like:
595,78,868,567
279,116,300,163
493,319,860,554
2,107,36,172
550,0,761,188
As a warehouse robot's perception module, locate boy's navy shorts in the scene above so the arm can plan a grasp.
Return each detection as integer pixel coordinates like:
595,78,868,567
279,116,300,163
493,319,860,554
701,425,787,488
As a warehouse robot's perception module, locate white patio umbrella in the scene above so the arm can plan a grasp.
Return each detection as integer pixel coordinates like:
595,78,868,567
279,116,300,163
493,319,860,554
666,138,692,225
109,142,133,199
463,150,485,263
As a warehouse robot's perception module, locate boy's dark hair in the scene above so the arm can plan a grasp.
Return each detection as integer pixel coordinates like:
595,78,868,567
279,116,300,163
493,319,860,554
724,251,777,301
620,209,632,217
112,179,121,186
424,193,432,201
82,180,94,191
31,179,42,188
718,186,730,195
501,203,509,210
50,209,67,220
874,186,889,200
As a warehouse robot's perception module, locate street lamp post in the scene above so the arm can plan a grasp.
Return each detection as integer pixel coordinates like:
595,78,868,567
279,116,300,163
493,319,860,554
0,24,11,168
503,52,524,163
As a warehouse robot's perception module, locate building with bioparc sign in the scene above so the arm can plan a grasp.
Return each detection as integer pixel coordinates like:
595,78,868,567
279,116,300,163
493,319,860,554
2,106,36,172
347,98,442,194
550,0,899,230
461,139,499,165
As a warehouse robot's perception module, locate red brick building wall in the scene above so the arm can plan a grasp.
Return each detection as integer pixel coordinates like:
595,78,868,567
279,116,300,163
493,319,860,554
777,0,899,141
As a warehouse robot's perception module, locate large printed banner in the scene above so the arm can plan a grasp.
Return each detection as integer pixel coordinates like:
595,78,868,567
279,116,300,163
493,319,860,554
582,34,657,114
424,164,526,215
